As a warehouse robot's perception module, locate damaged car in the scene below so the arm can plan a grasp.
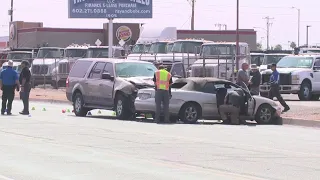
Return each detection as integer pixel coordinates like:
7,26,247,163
135,77,282,124
66,58,183,120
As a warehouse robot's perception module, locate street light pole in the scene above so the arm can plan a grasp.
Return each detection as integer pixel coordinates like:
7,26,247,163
9,0,13,22
292,7,300,46
236,0,239,74
306,25,311,46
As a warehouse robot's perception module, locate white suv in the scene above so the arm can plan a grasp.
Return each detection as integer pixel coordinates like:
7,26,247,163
260,54,320,100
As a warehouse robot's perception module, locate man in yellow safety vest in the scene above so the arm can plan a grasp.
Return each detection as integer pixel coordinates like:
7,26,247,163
153,65,173,123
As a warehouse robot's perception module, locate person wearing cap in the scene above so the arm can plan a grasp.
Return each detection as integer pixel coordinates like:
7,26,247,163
153,64,173,123
0,60,20,115
249,64,261,95
19,60,32,115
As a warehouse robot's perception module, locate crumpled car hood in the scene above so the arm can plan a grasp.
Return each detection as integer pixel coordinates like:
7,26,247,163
123,76,155,87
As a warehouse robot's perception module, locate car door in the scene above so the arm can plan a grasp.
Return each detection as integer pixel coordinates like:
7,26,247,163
200,82,219,117
170,62,186,78
86,62,106,105
229,83,255,116
99,62,115,107
312,58,320,91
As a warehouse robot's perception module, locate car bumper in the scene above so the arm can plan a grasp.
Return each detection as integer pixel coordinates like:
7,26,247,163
134,98,182,115
66,92,72,102
260,84,300,94
273,105,282,117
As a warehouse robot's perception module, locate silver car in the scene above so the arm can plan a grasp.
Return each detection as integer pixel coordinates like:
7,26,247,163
135,77,282,124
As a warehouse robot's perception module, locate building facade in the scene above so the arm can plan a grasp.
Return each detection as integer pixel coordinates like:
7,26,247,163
9,21,257,50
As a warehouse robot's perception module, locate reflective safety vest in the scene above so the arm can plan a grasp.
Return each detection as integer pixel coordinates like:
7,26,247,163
155,69,171,90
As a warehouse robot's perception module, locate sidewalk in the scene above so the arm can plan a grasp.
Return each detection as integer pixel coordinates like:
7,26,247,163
1,88,319,128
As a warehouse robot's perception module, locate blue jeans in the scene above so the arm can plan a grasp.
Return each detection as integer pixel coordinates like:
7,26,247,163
20,91,30,113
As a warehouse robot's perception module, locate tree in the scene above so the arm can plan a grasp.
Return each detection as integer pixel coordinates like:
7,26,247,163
256,43,262,50
274,44,282,50
290,42,297,49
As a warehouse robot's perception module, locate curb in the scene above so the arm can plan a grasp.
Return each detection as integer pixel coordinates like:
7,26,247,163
283,118,320,128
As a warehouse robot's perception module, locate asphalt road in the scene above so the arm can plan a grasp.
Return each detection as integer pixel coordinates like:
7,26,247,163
0,101,319,180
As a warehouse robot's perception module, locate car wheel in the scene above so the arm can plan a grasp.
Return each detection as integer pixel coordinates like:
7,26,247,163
298,81,312,101
73,93,89,117
180,103,200,124
260,92,269,98
115,93,133,120
255,104,274,124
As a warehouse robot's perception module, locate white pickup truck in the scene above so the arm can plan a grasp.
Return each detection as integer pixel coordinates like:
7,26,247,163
260,54,320,100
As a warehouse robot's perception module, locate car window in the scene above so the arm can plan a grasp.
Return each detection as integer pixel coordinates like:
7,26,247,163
171,63,185,77
69,60,93,78
88,62,106,79
202,82,216,94
314,58,320,67
103,62,114,76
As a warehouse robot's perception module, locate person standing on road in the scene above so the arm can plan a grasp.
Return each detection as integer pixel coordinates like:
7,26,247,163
219,88,245,125
236,63,250,89
0,60,20,115
153,65,173,123
19,60,32,115
269,63,290,112
249,64,261,95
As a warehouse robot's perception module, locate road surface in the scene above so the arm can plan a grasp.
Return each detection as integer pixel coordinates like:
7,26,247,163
0,101,319,180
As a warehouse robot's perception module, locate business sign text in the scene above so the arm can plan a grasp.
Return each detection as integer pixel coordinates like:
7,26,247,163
69,0,153,18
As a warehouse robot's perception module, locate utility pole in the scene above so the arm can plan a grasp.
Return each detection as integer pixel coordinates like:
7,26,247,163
235,0,239,74
191,0,195,30
9,0,13,22
263,16,274,50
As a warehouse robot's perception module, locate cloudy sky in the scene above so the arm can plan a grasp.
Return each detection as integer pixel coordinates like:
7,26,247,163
0,0,319,48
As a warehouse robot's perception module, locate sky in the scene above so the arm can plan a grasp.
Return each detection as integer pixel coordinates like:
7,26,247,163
0,0,319,49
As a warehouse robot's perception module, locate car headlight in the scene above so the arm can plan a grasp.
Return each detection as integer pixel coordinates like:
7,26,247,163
292,75,299,81
137,93,152,100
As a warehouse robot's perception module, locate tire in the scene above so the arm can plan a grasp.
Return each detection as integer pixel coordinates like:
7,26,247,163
298,81,312,101
179,103,200,124
73,92,89,117
260,92,269,98
255,104,274,124
115,93,133,120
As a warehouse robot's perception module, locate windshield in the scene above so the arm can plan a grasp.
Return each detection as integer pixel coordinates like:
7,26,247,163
7,53,32,60
166,43,173,53
115,62,157,77
305,50,320,53
87,48,108,58
144,44,151,53
277,56,313,68
148,42,167,54
65,49,87,58
37,49,63,58
172,41,203,53
262,55,287,65
131,44,145,54
251,55,264,66
201,45,235,56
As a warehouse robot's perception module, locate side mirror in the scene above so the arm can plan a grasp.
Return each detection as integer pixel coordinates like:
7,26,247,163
101,73,114,81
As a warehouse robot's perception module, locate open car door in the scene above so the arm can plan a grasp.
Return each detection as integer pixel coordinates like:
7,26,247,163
169,62,186,79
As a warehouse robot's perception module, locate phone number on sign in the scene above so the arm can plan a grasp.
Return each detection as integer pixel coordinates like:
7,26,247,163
72,8,111,14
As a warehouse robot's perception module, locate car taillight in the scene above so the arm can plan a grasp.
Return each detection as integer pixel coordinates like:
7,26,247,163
66,77,69,87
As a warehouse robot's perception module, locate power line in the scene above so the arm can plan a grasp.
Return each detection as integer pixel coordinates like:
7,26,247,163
263,16,274,50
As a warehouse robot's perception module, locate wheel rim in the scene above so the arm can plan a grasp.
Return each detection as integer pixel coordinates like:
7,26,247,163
259,107,272,123
117,99,123,115
75,97,82,113
184,106,197,122
303,86,310,98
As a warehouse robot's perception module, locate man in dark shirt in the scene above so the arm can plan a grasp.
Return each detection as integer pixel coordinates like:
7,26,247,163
249,64,261,95
19,60,32,115
269,63,290,112
0,60,20,115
